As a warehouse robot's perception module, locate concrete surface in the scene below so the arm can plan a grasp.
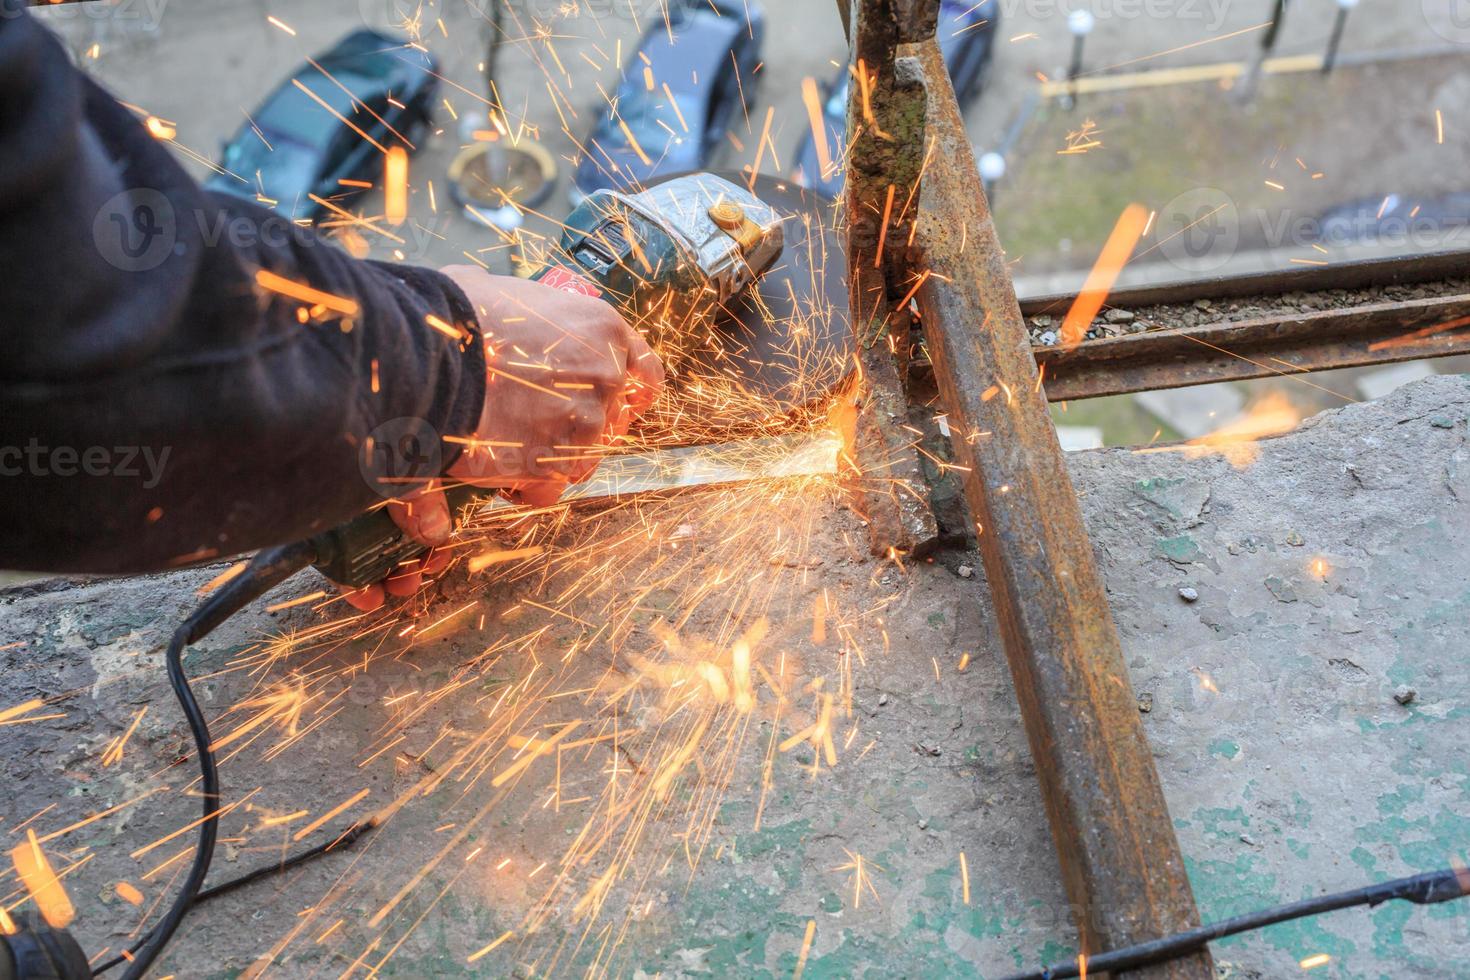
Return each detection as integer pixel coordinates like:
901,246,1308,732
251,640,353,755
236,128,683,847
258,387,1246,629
4,375,1468,978
8,4,1469,977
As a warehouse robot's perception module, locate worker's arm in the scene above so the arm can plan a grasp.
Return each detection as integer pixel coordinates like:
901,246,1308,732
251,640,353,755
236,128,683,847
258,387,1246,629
0,7,490,574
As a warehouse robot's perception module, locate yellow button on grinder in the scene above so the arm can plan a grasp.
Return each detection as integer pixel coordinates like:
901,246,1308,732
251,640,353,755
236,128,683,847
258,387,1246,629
708,202,747,230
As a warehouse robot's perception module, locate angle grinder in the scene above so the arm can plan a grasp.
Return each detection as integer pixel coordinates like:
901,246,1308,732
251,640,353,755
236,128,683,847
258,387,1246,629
314,173,785,589
531,173,784,350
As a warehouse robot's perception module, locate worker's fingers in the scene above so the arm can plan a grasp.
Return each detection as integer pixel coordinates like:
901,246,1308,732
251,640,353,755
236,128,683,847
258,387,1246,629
622,335,665,414
332,546,449,609
384,557,423,598
342,583,386,612
421,546,453,577
508,480,569,508
387,487,453,547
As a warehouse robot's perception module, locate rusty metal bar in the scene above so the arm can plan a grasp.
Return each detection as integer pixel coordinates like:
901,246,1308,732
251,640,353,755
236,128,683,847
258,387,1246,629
1036,290,1470,401
1020,248,1470,315
905,35,1212,978
838,0,938,555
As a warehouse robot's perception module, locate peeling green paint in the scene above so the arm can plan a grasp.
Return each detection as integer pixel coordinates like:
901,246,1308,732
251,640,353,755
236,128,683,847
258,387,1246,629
1155,534,1202,564
1208,738,1241,760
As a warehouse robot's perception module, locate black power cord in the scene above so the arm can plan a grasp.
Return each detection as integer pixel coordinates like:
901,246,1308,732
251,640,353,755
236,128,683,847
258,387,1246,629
87,818,378,977
999,866,1470,980
6,544,362,980
103,544,316,978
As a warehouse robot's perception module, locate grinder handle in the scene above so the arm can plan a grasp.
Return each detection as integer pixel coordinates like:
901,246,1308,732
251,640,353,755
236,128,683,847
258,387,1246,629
310,483,495,589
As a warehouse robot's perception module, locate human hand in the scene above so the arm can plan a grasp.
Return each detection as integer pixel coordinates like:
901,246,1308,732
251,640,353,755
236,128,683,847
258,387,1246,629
338,267,664,611
440,266,665,504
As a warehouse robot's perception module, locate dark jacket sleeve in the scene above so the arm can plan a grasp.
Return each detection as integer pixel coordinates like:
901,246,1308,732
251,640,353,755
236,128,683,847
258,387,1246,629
0,5,486,574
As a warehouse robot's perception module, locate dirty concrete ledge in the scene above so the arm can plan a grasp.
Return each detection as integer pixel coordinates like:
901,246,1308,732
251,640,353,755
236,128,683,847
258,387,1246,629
1,376,1467,979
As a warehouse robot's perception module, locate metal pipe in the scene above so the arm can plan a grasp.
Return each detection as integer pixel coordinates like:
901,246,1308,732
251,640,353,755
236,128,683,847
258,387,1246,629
1323,0,1356,74
1261,0,1290,53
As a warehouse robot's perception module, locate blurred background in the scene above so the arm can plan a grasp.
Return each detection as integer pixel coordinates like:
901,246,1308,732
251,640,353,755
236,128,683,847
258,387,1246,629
35,0,1470,447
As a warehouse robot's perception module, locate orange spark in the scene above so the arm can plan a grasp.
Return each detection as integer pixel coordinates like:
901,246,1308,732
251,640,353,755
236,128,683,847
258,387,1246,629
468,931,514,963
426,313,467,341
467,545,545,573
1060,203,1148,350
11,830,75,928
101,706,147,767
384,146,408,226
255,270,359,317
0,700,47,726
264,590,327,613
292,788,371,843
794,920,816,980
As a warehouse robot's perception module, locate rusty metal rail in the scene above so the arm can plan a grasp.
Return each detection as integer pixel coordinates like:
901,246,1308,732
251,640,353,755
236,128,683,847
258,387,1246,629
1020,249,1470,400
1035,288,1470,401
1021,247,1470,313
904,37,1212,978
838,1,1212,975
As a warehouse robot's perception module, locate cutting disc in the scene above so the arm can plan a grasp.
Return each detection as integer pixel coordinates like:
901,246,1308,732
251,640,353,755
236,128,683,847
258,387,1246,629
640,174,854,440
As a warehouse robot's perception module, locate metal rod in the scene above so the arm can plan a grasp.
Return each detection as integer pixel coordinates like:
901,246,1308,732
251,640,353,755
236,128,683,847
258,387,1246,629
1033,291,1470,401
1063,34,1084,108
1020,248,1470,314
906,37,1212,978
1261,0,1289,52
1323,5,1351,74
